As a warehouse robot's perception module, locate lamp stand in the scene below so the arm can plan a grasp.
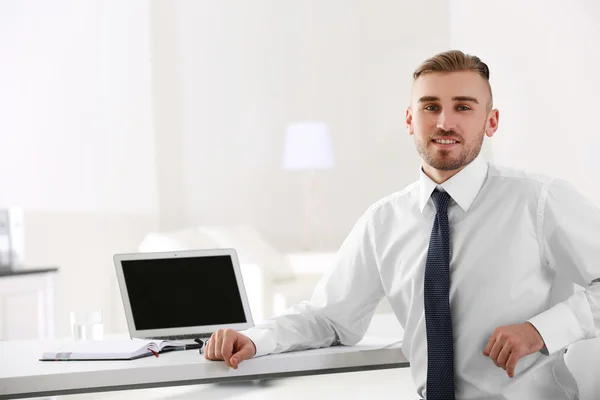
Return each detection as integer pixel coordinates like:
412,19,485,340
300,170,331,251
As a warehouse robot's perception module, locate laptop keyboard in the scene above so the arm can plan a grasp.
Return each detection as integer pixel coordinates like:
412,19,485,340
152,333,212,341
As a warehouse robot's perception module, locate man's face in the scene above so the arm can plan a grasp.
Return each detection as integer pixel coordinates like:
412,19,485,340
406,71,498,173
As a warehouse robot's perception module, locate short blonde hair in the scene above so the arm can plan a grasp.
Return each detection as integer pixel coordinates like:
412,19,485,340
413,50,493,110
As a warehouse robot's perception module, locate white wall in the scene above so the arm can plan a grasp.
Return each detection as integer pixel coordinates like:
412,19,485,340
0,0,158,214
449,0,600,206
152,0,451,250
0,0,159,337
1,0,451,338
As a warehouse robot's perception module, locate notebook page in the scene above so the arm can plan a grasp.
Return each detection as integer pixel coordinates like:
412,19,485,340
41,339,153,360
150,340,186,352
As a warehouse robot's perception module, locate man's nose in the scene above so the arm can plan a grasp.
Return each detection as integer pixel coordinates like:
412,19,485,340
436,111,458,132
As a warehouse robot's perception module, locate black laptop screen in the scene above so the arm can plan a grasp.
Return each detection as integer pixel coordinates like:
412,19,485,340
121,255,247,330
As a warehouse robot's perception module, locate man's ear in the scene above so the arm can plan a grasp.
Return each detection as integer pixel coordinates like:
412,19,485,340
406,107,414,136
486,108,500,138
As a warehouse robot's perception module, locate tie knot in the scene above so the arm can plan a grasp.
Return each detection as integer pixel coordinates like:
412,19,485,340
431,189,451,213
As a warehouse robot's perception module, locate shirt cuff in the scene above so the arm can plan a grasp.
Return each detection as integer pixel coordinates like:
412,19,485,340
239,327,277,358
528,302,585,356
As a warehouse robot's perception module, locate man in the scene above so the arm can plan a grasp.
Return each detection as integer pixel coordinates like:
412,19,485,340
205,50,600,399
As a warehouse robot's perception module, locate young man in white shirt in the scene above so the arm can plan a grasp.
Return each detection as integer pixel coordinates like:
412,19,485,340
204,50,600,400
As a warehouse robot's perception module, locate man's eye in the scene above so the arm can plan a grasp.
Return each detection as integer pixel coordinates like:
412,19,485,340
424,105,439,111
457,105,471,111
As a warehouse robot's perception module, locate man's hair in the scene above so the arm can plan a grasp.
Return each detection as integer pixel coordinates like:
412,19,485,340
413,50,493,110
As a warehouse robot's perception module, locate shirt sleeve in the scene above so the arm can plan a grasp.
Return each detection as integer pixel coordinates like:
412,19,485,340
239,208,385,357
528,178,600,356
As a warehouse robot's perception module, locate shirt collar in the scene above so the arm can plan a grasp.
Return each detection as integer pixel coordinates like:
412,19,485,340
419,153,489,214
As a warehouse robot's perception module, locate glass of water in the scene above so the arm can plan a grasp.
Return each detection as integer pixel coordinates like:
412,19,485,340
70,310,104,340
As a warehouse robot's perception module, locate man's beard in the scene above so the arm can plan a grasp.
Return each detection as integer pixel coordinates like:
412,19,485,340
415,124,486,171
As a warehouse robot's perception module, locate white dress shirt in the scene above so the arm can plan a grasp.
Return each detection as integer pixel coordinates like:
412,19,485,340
241,154,600,400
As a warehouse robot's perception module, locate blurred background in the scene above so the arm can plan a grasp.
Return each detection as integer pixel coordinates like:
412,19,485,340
0,0,599,341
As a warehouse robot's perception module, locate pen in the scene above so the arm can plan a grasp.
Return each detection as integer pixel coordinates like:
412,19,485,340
193,338,205,353
145,340,204,358
167,341,203,352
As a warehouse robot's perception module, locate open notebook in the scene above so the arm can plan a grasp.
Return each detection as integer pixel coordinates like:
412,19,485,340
40,339,185,361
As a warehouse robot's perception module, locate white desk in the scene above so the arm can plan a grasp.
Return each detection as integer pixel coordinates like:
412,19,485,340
0,336,408,399
0,267,57,340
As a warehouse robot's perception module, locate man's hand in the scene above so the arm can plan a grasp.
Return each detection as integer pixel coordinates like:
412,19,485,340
204,328,257,369
483,322,545,378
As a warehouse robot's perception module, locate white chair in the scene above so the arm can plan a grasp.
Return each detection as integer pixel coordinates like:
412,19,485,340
560,337,600,400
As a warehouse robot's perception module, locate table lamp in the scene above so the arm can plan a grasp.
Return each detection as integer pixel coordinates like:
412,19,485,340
282,121,335,250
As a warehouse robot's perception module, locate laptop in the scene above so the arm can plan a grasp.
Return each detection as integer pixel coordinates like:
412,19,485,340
113,248,254,348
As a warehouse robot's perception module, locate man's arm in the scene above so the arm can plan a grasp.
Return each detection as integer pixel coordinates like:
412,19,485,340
528,178,600,355
239,208,386,357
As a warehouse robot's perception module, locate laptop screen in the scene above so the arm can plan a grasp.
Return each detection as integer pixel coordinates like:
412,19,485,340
121,255,247,330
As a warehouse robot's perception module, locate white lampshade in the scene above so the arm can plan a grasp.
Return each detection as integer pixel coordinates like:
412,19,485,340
282,122,335,170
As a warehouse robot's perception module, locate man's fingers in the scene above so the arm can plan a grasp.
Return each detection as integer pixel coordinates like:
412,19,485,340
221,329,236,368
204,334,214,360
204,330,256,369
213,330,224,360
489,338,505,367
230,340,257,369
506,351,520,378
483,335,496,356
483,322,545,377
497,345,512,370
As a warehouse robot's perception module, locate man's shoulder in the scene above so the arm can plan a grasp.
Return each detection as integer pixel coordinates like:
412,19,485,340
487,162,555,188
489,163,585,202
363,180,420,217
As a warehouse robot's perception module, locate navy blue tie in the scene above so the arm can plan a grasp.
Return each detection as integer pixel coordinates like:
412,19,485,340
424,189,455,400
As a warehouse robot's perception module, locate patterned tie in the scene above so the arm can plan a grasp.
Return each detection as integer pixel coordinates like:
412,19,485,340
424,189,455,400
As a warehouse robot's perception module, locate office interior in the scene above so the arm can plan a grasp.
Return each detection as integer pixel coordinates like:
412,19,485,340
1,0,599,399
